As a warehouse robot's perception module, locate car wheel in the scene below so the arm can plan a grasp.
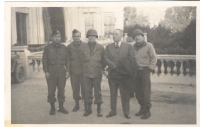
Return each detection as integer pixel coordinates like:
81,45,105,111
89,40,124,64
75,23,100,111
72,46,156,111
14,63,26,83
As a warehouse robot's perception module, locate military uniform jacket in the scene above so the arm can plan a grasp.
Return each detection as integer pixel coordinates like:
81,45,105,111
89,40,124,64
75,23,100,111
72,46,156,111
81,42,106,78
67,41,85,75
42,42,69,74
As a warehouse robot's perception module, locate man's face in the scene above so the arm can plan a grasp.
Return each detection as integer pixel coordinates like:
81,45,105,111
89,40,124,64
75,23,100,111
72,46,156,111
73,33,81,43
88,35,96,43
52,34,61,43
134,34,144,43
113,30,122,42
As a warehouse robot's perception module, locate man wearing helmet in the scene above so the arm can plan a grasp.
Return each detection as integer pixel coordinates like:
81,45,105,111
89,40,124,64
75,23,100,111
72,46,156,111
81,29,106,117
66,29,86,112
132,29,157,119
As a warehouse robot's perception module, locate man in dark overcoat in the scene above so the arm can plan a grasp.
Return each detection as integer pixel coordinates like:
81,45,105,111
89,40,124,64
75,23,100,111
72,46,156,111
105,29,135,119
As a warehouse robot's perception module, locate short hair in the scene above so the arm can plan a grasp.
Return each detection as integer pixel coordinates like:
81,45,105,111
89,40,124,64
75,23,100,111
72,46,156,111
114,29,123,36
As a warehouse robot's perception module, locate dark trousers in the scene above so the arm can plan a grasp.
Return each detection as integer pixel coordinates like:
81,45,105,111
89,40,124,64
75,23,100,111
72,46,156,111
70,74,85,100
46,74,66,103
83,77,103,104
108,78,131,115
135,67,152,109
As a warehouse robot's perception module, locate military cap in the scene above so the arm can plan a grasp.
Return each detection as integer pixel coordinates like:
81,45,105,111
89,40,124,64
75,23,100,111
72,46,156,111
132,29,144,38
72,29,81,35
52,30,60,36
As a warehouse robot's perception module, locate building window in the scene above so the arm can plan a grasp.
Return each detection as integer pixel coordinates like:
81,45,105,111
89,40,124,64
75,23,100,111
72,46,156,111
84,13,94,33
104,16,116,37
16,12,27,46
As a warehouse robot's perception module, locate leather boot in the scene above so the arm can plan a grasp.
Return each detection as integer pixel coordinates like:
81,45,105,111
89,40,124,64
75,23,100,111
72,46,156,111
97,103,103,117
84,102,87,111
135,106,146,116
58,102,68,114
141,109,151,119
83,103,92,116
72,100,80,112
50,102,55,115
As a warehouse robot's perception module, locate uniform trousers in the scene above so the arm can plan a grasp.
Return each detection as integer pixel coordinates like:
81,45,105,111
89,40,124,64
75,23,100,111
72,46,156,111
83,77,103,104
135,67,152,109
70,74,85,100
46,65,66,103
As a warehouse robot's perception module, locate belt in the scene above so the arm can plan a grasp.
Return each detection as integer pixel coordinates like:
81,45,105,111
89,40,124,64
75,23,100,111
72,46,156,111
49,64,65,66
138,66,148,70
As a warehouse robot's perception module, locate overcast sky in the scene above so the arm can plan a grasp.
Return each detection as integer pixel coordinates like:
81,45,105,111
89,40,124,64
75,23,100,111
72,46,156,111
103,6,170,29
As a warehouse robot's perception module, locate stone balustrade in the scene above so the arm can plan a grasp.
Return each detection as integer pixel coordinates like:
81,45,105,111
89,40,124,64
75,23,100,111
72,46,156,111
27,52,196,85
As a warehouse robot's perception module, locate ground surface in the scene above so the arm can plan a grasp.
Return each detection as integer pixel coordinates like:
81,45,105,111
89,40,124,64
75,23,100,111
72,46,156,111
11,76,196,124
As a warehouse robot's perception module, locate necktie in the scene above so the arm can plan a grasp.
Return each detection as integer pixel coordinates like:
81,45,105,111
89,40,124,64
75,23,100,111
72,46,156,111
116,42,119,49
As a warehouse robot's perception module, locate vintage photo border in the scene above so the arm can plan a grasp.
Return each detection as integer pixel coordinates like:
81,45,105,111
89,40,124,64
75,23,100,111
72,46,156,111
4,1,200,126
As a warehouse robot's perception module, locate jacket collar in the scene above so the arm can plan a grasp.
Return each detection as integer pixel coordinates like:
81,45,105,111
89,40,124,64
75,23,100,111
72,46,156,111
134,41,147,50
52,42,61,48
70,41,84,51
85,42,101,54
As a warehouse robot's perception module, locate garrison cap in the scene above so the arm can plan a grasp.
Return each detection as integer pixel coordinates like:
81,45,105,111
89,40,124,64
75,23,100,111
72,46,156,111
72,29,81,35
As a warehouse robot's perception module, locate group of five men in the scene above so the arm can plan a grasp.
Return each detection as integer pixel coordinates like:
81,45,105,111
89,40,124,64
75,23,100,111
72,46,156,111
42,28,157,120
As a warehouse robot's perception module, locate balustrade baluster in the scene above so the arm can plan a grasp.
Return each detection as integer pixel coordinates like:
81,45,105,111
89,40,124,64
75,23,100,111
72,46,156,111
154,65,158,74
34,59,38,72
173,60,177,75
179,60,184,75
166,60,171,75
32,59,35,72
40,61,43,71
37,59,41,72
160,59,165,74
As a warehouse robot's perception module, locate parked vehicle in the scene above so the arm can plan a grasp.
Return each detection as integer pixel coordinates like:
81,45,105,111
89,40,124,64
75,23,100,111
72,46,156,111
11,51,26,83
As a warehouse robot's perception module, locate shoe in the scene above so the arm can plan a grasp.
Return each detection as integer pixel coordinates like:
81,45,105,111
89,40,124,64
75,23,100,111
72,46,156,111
84,102,87,111
141,110,151,119
50,107,55,115
83,103,92,116
72,104,80,112
106,111,116,117
124,114,131,119
49,102,55,115
58,102,68,114
97,109,103,117
135,107,146,116
97,103,103,117
83,110,92,116
58,107,69,114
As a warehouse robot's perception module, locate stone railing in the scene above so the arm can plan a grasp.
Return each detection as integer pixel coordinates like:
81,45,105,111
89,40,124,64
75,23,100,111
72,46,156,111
151,55,196,85
154,55,196,76
27,51,43,73
27,53,196,85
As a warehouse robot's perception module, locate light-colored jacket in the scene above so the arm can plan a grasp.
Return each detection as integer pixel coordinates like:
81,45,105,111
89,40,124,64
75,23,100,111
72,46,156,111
133,41,157,70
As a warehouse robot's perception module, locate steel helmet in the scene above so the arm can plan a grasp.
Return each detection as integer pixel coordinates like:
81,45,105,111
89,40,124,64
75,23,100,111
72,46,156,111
86,29,98,38
132,29,144,38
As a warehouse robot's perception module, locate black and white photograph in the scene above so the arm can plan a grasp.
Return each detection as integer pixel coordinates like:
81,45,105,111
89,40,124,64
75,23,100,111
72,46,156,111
4,1,199,126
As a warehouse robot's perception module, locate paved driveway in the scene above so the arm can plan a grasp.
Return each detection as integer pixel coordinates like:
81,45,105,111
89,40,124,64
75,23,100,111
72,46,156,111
10,76,196,124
